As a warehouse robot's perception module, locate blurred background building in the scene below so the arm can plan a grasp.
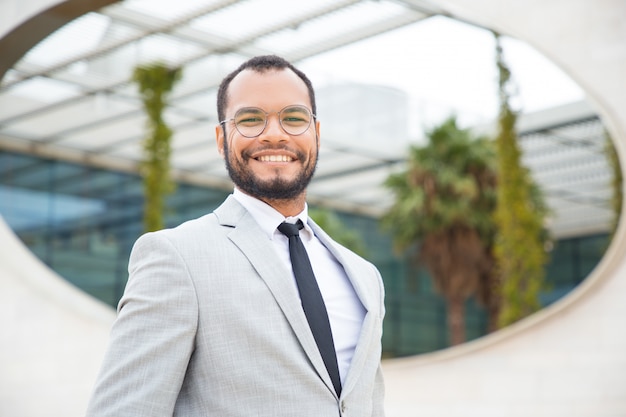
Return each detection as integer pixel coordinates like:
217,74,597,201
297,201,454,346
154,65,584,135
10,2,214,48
2,1,625,416
0,0,614,356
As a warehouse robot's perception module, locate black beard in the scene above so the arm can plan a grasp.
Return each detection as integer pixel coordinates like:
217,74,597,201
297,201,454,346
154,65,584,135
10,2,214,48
223,143,318,201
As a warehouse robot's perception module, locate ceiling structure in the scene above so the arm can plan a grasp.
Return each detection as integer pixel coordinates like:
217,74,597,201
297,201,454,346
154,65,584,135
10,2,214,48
0,0,614,238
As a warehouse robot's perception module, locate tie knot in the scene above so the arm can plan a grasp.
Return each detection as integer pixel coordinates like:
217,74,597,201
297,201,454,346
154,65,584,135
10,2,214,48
278,220,304,238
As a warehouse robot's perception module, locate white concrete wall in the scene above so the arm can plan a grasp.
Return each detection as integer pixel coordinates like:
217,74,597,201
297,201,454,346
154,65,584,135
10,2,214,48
1,0,625,416
383,0,626,415
0,0,64,40
0,216,115,417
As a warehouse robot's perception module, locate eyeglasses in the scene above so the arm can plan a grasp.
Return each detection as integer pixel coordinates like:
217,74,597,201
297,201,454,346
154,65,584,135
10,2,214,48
220,105,316,138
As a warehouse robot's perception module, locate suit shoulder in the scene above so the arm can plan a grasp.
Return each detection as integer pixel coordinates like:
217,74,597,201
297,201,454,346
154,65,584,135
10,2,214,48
135,213,220,247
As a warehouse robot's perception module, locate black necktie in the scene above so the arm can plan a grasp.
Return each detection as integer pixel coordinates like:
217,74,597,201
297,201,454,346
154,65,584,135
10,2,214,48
277,220,342,397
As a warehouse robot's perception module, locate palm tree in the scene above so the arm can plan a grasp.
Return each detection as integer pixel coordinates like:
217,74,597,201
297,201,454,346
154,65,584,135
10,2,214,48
383,116,498,345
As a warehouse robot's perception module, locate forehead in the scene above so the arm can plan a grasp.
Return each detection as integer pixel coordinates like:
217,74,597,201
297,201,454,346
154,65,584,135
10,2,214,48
226,68,310,113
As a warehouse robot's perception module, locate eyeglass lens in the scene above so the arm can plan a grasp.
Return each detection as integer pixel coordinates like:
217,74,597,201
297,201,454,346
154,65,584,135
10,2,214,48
233,105,313,137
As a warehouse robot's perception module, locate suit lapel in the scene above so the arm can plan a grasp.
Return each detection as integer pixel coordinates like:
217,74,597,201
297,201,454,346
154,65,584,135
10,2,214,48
214,197,337,397
311,221,380,397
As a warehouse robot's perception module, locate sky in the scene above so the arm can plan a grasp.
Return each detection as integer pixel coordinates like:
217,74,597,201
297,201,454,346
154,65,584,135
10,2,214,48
299,15,585,139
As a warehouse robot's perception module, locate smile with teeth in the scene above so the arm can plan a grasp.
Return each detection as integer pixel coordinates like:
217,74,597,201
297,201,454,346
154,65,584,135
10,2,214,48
257,155,293,162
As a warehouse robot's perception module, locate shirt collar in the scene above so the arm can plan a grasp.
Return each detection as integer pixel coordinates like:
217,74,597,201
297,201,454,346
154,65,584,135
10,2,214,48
232,188,313,241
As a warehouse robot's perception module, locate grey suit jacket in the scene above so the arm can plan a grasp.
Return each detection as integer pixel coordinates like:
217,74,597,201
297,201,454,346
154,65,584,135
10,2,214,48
86,196,385,417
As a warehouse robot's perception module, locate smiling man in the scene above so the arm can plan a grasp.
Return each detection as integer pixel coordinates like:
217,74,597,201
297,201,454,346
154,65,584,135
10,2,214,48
86,55,386,417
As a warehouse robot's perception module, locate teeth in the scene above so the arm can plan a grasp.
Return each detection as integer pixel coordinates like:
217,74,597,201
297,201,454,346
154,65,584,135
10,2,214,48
258,155,293,162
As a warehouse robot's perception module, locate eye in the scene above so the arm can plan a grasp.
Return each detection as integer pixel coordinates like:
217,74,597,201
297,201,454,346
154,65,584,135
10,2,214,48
235,109,266,126
281,107,310,126
282,115,307,124
237,116,264,125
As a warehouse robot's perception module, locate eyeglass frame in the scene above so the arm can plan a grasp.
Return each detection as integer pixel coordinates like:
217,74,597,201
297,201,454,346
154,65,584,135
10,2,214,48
219,104,317,138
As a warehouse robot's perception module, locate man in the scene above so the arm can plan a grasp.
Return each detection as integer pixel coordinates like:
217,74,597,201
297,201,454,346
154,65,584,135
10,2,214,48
86,55,385,417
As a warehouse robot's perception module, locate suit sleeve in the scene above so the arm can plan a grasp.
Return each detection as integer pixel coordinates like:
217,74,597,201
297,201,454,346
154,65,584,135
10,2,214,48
86,232,198,417
372,264,386,417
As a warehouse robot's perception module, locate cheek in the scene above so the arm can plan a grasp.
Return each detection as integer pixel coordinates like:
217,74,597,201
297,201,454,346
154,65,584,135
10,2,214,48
310,137,320,157
225,134,243,155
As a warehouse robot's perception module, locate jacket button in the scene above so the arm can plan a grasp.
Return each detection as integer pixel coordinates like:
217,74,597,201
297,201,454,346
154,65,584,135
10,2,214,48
340,401,346,413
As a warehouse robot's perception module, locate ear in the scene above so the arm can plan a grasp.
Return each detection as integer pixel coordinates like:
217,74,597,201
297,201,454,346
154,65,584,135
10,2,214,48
314,119,321,150
215,124,225,158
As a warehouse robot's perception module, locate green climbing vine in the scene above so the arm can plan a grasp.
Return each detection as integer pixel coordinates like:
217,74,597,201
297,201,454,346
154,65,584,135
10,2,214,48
133,62,182,232
493,33,550,328
604,130,623,241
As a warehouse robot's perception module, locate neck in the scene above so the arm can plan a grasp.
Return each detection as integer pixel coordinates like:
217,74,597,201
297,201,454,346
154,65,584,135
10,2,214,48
259,194,307,218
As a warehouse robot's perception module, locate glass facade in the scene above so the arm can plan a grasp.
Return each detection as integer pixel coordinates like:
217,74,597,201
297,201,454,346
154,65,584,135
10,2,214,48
0,150,609,357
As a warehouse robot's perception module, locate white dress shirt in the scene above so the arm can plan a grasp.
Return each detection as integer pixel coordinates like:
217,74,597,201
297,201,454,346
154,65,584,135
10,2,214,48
232,188,366,384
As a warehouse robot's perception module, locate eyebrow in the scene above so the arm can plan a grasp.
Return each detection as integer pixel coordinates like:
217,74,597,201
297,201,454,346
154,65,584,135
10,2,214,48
237,107,264,113
233,105,311,116
282,106,307,114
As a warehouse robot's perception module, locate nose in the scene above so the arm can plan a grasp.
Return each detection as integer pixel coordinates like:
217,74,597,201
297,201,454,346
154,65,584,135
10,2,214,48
259,114,289,142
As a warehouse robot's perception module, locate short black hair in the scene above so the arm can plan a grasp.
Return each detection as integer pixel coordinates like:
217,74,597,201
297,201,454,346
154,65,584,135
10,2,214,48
216,55,316,122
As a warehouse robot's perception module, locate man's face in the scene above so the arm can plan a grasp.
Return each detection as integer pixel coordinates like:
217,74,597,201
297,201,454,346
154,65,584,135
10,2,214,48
216,69,320,201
